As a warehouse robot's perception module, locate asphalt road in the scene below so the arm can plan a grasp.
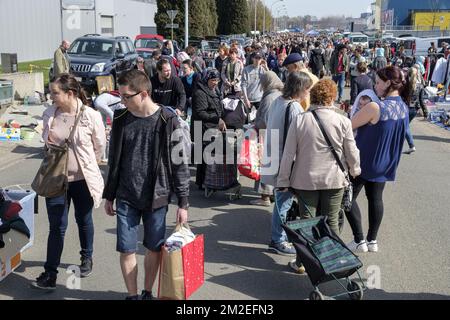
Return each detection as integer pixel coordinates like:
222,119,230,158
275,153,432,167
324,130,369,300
1,102,449,300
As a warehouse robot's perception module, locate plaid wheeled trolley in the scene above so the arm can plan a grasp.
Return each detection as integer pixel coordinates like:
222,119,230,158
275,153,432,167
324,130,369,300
282,216,366,300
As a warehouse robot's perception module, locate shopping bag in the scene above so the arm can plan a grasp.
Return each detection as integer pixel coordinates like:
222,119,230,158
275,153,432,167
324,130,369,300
158,224,204,300
238,128,261,181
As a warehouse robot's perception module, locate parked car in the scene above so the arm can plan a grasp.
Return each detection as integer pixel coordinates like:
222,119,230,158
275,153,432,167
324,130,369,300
134,34,164,59
66,34,139,93
202,40,221,68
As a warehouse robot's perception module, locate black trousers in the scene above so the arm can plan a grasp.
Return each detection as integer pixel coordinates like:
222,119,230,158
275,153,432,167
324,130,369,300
345,176,386,243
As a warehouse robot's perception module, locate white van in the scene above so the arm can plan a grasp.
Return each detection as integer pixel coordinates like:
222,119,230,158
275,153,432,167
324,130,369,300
415,36,450,57
349,33,369,48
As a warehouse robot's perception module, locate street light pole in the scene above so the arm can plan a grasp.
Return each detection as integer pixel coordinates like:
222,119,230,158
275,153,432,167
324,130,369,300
270,0,284,32
254,0,257,38
185,0,188,47
274,5,286,33
263,1,266,35
276,8,287,32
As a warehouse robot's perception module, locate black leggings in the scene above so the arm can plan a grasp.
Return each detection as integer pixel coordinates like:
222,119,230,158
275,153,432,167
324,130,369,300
345,177,386,243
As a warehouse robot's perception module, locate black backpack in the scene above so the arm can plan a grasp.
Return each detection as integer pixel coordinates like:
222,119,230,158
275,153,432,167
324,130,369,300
311,51,323,70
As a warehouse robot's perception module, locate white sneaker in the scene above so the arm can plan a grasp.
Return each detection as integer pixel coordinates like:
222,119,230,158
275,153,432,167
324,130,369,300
405,147,416,154
347,240,368,253
367,240,378,252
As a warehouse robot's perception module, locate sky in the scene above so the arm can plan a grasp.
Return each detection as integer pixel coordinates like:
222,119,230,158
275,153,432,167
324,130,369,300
273,0,375,18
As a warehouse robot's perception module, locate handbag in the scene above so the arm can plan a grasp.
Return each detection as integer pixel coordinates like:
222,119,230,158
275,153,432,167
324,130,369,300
31,105,85,198
311,110,353,212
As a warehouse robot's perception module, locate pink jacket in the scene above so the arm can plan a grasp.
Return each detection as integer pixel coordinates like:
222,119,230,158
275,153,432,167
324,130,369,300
42,101,106,208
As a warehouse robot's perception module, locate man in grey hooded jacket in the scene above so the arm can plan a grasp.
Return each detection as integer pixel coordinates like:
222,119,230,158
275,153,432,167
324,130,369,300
241,52,268,112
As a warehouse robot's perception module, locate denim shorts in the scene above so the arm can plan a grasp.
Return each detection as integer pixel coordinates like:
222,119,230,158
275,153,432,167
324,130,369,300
116,199,168,253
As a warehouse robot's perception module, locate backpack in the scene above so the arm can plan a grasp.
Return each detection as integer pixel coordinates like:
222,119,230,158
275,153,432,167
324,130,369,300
161,106,192,164
221,97,248,129
310,51,323,70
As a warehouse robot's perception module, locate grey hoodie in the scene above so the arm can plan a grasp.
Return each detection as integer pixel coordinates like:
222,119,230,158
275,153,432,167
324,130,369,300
241,65,266,103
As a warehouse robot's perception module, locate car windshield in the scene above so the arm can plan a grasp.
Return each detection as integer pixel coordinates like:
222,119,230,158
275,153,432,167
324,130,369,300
403,40,415,49
351,37,367,43
204,41,220,51
135,39,161,50
69,40,114,57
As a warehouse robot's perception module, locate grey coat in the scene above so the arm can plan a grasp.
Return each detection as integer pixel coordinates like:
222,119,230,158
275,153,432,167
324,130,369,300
254,89,282,130
260,96,304,187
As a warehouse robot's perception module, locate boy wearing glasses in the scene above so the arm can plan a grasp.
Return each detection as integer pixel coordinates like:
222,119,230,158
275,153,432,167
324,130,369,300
103,69,190,300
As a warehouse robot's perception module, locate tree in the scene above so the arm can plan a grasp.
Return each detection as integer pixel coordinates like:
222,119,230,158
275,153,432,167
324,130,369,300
216,0,250,35
155,0,186,40
205,0,218,36
189,0,208,37
155,0,219,41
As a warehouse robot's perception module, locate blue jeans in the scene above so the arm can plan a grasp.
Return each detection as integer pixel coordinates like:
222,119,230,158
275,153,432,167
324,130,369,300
333,73,346,101
271,189,295,244
405,107,417,148
44,180,94,275
116,200,168,253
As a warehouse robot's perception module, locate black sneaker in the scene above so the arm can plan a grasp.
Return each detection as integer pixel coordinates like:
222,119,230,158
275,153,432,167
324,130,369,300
31,272,57,290
125,295,139,300
80,257,93,278
140,290,154,300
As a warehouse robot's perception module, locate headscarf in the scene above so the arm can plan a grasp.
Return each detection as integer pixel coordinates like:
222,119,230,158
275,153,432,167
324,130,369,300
260,71,284,96
416,56,426,75
202,68,220,83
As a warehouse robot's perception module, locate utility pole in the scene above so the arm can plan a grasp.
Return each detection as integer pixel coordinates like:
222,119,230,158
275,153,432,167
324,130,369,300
185,0,188,47
254,0,257,38
263,1,266,35
270,0,284,32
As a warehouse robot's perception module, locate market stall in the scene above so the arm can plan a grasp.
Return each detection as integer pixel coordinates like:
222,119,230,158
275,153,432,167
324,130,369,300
424,56,450,131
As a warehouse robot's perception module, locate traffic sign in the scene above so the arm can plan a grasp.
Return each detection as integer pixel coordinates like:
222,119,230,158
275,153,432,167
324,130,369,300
165,23,179,29
167,10,178,21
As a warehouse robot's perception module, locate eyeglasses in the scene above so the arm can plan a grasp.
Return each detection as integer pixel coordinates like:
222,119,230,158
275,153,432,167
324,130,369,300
120,91,142,101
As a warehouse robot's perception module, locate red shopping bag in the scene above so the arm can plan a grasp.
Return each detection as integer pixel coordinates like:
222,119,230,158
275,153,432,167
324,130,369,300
158,233,204,300
238,128,261,181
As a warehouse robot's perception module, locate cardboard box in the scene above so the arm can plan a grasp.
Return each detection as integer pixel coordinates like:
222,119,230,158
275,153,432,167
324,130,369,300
0,230,28,282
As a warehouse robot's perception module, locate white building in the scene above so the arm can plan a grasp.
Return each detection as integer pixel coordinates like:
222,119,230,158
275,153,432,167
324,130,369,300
0,0,157,62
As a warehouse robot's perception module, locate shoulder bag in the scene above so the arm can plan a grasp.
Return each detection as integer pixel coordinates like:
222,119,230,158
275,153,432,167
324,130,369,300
31,104,85,198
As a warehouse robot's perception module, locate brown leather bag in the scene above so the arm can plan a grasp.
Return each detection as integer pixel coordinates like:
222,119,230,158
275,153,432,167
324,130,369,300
31,105,85,198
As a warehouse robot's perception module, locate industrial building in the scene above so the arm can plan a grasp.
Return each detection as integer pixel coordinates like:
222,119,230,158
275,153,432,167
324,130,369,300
0,0,157,63
381,0,450,27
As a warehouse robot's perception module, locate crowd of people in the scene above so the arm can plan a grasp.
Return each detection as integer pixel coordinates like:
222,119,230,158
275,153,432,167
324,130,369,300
31,32,420,299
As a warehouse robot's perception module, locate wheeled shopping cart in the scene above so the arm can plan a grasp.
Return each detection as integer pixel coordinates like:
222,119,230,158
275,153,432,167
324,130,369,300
203,131,241,201
282,216,366,300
